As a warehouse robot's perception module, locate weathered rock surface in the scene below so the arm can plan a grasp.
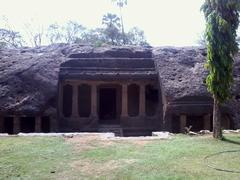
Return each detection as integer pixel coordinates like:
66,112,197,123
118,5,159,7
0,44,68,115
153,47,209,102
153,46,240,127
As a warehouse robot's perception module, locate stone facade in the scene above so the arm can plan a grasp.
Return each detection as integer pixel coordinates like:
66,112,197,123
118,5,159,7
57,57,161,135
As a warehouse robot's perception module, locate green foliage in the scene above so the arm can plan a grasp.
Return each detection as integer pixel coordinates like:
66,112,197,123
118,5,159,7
46,23,63,44
201,0,240,104
126,27,149,46
0,28,24,48
47,21,86,44
102,13,122,45
46,19,149,47
111,0,128,44
81,28,106,47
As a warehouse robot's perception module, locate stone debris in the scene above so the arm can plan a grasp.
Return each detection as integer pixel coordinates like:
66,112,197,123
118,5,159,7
0,130,239,138
152,131,171,138
188,131,199,136
0,132,171,140
199,130,212,135
222,129,240,134
0,132,115,138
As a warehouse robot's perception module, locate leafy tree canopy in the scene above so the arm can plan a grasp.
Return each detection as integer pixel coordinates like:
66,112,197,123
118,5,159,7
201,0,240,104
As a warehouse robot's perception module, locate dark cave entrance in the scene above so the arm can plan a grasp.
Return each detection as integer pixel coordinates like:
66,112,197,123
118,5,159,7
20,117,35,133
186,116,204,132
99,88,118,124
4,117,14,134
41,116,50,133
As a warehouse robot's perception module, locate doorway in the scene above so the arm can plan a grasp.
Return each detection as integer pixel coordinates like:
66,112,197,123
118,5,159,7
99,88,118,124
4,117,14,134
20,117,35,133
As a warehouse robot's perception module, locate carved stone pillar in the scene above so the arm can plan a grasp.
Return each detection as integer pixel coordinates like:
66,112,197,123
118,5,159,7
0,116,3,133
91,84,97,118
13,116,20,134
121,84,128,117
139,84,146,117
58,82,63,117
35,116,41,133
50,117,57,132
180,114,187,133
72,84,79,118
204,114,211,130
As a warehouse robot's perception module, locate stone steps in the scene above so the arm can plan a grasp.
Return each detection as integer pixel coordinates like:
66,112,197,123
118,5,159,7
98,125,123,137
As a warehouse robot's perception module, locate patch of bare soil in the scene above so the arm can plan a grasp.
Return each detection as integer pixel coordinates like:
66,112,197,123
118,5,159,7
71,159,136,177
65,134,160,153
64,135,117,152
129,140,152,146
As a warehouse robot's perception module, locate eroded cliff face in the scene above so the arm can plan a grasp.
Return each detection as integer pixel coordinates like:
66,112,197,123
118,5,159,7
153,47,209,102
153,47,240,128
0,44,239,127
0,44,68,115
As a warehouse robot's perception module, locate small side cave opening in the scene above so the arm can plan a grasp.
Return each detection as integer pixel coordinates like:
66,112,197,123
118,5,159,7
172,115,180,133
4,117,14,134
186,116,204,132
145,85,159,116
221,114,234,130
41,116,50,133
209,114,234,130
20,117,35,133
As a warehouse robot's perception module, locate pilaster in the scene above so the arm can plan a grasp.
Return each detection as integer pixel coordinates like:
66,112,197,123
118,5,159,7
180,114,187,133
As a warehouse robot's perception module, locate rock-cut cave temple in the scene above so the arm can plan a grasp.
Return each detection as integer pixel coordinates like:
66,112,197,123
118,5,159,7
0,44,239,136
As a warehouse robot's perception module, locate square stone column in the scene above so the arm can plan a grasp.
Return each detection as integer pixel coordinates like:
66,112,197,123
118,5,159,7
139,84,146,117
0,116,3,133
35,116,41,133
204,114,211,130
13,116,20,134
58,82,63,117
121,84,128,117
72,84,79,118
50,117,57,132
180,114,187,133
91,84,97,118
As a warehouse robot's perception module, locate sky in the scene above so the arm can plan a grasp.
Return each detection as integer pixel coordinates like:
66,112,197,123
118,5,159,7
0,0,206,46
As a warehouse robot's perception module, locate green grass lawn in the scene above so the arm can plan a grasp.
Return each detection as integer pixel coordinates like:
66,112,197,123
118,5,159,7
0,134,240,180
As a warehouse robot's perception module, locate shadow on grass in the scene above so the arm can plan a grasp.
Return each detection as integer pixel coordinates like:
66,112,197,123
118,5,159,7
222,136,240,146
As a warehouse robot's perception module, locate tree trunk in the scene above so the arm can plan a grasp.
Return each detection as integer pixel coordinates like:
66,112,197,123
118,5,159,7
213,97,222,139
119,7,126,44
